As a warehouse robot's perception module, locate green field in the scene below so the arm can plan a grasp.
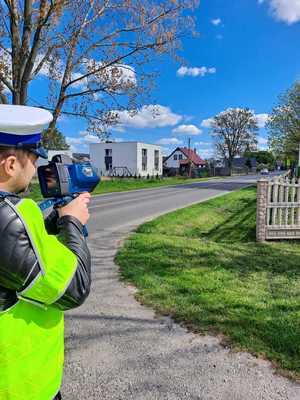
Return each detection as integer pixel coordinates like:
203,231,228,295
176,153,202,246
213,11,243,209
116,187,300,378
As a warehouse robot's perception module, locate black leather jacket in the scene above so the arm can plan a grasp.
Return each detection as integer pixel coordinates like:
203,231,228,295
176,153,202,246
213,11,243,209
0,194,91,312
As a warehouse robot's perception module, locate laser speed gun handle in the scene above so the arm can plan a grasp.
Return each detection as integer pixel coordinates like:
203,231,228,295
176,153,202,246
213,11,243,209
39,196,89,237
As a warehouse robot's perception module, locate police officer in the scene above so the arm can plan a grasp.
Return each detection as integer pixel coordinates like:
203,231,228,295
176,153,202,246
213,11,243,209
0,105,91,400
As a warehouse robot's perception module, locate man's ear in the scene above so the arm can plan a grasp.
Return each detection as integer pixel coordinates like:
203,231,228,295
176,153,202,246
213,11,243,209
1,155,18,177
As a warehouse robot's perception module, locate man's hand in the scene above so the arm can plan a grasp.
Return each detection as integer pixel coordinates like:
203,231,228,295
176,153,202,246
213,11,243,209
58,193,91,226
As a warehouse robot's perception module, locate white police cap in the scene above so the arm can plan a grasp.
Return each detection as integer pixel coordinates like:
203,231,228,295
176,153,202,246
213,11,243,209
0,105,53,158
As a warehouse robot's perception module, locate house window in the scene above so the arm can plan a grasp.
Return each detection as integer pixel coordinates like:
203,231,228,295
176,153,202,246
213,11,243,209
174,154,178,160
142,148,147,171
154,150,159,170
104,149,112,171
178,154,183,160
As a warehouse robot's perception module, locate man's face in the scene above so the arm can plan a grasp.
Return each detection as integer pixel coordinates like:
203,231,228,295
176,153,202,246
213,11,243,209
13,152,38,193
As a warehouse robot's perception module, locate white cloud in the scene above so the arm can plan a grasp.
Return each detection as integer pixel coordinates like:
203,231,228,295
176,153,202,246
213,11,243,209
83,134,102,143
194,141,212,147
260,0,300,24
157,137,183,145
255,113,269,128
111,125,126,133
177,66,216,78
66,136,83,145
172,124,202,136
211,18,222,25
77,131,123,144
66,133,102,147
258,136,268,145
201,118,214,128
258,136,269,149
115,105,182,129
79,130,88,136
83,59,137,91
161,146,173,156
198,148,215,159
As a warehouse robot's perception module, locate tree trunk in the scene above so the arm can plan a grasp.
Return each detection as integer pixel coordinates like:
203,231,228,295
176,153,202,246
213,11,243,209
12,90,21,105
228,158,233,176
47,96,65,133
20,82,29,105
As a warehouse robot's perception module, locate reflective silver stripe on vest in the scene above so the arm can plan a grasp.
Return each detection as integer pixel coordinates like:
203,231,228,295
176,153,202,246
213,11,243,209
17,293,47,310
23,260,39,287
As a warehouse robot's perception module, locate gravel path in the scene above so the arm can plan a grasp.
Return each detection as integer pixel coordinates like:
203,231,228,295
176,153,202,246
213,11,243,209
62,227,300,400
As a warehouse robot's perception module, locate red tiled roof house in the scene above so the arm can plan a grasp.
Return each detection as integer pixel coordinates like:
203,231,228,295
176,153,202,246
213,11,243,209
164,147,206,174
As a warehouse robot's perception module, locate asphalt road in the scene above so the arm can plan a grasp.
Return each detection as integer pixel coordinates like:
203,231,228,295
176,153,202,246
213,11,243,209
87,175,260,234
62,175,300,400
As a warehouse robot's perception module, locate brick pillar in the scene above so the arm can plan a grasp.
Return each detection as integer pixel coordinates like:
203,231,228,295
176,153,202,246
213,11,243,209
256,179,269,242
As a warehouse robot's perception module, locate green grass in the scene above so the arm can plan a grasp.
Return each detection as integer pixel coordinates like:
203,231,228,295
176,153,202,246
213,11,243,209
116,187,300,378
26,176,220,202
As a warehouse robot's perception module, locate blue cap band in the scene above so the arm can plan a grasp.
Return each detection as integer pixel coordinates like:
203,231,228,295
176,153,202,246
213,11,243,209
0,132,42,146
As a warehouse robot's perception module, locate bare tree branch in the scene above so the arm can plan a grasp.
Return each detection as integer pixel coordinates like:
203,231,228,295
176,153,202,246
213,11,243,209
0,76,14,92
1,0,197,135
0,92,9,104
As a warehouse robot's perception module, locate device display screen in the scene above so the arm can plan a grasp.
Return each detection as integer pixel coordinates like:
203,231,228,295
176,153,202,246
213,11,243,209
45,166,58,188
40,164,60,196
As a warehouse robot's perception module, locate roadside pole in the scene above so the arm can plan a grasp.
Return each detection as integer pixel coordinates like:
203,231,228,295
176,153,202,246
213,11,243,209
298,141,300,177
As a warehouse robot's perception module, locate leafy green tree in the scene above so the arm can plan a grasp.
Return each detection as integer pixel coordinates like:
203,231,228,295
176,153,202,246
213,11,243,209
244,150,275,166
41,128,70,150
267,81,300,161
210,108,258,175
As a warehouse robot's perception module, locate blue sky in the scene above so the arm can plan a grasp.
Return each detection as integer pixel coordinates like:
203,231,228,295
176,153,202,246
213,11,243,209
31,0,300,158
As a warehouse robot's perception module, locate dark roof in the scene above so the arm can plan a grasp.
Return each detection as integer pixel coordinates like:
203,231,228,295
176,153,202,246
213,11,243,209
179,147,206,165
227,157,257,168
72,152,90,161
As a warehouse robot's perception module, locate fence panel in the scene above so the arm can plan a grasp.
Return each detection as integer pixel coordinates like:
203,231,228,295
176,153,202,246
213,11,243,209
257,174,300,241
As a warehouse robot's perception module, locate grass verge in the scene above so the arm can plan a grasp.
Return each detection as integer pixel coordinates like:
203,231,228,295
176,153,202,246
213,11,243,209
116,187,300,379
26,176,221,202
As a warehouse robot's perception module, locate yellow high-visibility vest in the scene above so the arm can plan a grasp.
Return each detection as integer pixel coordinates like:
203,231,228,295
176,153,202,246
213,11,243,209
0,199,77,400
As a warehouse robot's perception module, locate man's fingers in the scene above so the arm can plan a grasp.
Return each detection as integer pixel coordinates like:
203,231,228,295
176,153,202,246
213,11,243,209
78,193,91,201
80,197,90,205
80,192,91,198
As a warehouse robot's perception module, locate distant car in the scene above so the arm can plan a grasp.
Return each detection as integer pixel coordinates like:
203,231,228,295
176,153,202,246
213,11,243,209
260,168,269,175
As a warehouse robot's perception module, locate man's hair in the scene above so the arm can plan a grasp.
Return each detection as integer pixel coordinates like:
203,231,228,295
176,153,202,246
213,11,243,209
0,146,28,166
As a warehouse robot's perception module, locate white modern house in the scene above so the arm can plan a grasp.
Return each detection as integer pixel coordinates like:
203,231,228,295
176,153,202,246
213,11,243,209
90,141,163,177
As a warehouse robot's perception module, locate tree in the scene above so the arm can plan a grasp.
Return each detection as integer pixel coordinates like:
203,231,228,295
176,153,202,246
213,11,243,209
267,81,300,161
210,108,258,175
244,150,275,167
0,0,197,137
41,127,70,150
245,157,252,171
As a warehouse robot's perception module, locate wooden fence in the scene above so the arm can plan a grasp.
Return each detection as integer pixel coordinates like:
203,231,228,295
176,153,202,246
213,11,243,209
256,174,300,241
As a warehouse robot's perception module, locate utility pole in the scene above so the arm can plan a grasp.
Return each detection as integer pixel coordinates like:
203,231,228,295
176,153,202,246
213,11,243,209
298,141,300,178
